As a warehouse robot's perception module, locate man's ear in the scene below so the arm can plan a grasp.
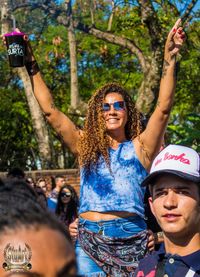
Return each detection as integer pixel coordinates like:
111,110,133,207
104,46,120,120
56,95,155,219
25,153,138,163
148,197,156,217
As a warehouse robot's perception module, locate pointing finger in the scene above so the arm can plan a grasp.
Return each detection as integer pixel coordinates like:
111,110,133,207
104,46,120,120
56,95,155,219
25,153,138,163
168,18,182,39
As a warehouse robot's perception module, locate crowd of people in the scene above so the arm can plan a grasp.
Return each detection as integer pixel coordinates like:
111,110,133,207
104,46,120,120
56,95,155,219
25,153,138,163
0,177,77,277
2,145,200,277
1,17,199,277
6,168,79,228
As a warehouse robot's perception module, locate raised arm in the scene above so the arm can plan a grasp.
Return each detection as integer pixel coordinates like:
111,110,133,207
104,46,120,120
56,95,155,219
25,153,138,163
134,19,185,170
25,36,81,155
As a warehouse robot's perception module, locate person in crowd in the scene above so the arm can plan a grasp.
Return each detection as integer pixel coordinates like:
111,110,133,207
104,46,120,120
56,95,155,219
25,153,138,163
34,185,48,209
7,167,25,180
50,175,65,199
4,18,185,276
48,175,66,212
134,144,200,277
36,177,47,193
31,177,48,209
26,176,35,187
0,178,77,277
56,184,79,228
44,175,55,198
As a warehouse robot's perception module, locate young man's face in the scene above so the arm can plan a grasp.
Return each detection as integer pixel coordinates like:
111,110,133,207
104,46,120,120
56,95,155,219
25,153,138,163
56,177,65,190
149,174,200,239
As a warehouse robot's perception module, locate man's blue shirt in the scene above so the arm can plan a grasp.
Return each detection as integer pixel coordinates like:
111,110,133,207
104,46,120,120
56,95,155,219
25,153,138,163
134,243,200,277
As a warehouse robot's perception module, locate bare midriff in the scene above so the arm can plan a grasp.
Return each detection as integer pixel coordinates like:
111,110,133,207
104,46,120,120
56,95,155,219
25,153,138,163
80,211,137,221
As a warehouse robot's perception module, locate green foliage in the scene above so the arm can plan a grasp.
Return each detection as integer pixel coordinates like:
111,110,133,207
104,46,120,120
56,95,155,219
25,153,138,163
77,32,143,101
0,76,39,170
0,1,199,170
167,20,200,151
168,114,200,151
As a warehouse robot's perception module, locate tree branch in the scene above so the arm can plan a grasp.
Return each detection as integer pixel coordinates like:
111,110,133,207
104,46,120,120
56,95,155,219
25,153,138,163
107,0,115,31
181,0,199,24
73,21,148,73
137,0,164,50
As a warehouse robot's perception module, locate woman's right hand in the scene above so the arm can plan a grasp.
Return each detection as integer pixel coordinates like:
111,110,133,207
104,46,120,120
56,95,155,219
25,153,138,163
16,28,35,62
69,218,79,241
1,29,34,62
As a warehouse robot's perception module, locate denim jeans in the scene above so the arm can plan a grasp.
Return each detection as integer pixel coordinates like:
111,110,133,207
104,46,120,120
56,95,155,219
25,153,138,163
75,215,147,276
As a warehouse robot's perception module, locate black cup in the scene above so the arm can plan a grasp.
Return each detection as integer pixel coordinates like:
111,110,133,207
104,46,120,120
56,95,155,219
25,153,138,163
5,32,26,67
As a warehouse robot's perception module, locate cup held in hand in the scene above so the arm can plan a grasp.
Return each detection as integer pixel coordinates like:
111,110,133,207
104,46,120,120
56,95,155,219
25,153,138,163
5,31,26,67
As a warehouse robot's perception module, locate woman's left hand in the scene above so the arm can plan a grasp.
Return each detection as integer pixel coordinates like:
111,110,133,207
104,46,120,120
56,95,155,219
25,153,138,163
165,18,186,60
147,229,155,252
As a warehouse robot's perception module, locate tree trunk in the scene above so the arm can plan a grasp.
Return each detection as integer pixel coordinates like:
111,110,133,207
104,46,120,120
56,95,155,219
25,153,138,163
136,50,163,114
107,0,115,31
68,8,80,108
68,25,80,108
17,68,53,168
1,3,53,169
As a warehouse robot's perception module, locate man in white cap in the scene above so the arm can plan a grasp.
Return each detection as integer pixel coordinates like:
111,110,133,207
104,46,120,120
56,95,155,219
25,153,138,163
134,144,200,277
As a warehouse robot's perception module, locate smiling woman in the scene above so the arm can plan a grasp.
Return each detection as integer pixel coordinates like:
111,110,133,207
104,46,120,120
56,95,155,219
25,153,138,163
7,18,186,276
102,93,128,137
78,84,139,170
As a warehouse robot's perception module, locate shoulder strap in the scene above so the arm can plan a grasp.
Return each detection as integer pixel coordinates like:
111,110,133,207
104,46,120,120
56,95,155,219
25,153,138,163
155,261,197,277
155,259,165,277
185,268,196,277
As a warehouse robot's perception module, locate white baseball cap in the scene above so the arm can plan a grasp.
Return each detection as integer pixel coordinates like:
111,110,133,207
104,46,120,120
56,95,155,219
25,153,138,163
142,144,200,186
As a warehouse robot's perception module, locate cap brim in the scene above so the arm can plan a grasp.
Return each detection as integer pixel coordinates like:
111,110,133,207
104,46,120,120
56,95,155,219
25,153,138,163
141,170,200,187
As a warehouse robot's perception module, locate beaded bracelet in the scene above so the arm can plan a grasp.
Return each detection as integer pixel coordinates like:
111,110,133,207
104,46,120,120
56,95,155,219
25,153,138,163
25,61,40,76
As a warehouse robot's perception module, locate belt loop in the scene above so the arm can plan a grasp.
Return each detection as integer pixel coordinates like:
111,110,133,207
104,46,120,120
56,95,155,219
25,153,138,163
98,222,104,235
78,216,86,227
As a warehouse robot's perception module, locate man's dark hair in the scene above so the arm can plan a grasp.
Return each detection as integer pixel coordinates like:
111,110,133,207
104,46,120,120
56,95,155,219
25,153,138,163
0,179,70,240
144,187,161,233
55,175,65,180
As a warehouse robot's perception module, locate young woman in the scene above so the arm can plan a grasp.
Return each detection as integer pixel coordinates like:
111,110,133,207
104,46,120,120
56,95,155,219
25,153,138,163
5,19,185,276
55,184,79,228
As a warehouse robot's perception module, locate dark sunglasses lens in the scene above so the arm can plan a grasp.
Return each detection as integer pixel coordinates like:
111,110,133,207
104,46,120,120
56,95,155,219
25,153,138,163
61,193,71,198
113,101,125,110
102,103,110,111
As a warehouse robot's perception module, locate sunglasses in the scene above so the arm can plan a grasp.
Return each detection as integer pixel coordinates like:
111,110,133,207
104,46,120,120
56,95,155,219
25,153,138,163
61,192,71,198
102,101,126,112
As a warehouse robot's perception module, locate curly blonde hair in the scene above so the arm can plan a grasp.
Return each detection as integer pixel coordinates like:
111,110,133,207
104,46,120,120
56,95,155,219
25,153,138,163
78,83,142,171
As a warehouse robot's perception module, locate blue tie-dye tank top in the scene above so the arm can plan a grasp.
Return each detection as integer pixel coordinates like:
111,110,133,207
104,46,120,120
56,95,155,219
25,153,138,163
79,140,148,218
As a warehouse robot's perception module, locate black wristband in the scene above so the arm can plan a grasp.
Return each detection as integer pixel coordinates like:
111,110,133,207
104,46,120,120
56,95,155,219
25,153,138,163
25,61,40,76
